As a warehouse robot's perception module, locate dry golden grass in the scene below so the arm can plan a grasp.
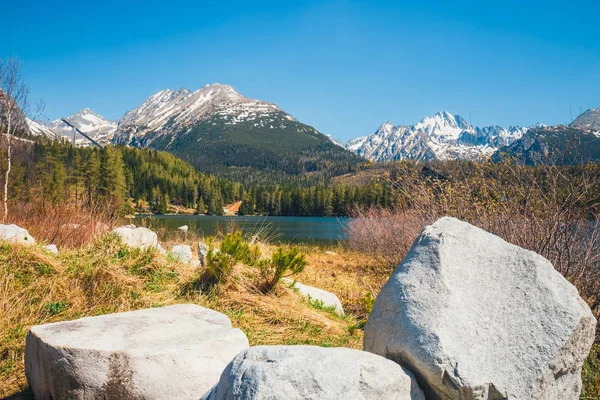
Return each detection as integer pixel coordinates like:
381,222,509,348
0,238,373,398
6,202,117,249
298,247,389,320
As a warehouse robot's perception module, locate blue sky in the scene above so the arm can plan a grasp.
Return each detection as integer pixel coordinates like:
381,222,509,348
2,0,599,141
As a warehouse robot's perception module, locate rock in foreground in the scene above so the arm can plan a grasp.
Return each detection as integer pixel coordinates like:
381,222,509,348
203,345,424,400
364,217,596,400
0,223,36,245
111,226,161,251
25,304,249,400
170,244,193,262
44,244,58,255
284,278,344,315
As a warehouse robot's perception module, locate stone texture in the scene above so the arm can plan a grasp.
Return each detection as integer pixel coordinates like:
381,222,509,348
284,278,344,315
44,244,58,255
364,217,597,400
170,244,193,263
0,223,35,245
203,345,425,400
25,304,249,400
111,226,160,251
178,225,189,233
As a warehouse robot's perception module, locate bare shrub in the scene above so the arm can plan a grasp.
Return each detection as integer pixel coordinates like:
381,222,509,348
345,161,600,337
7,201,117,249
345,205,423,267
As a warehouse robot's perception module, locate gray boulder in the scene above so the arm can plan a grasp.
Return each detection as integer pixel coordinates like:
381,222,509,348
44,244,58,255
284,278,344,315
111,226,160,251
170,244,193,263
25,304,249,400
203,345,424,400
364,217,596,400
0,223,36,245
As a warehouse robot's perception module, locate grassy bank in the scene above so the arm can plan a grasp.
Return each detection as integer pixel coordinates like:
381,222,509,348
1,235,598,399
0,237,380,398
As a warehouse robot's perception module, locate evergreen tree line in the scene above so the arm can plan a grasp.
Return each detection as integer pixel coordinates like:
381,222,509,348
2,141,392,217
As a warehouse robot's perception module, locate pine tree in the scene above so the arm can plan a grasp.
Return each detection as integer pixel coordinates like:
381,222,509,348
208,195,224,215
196,196,206,214
84,151,100,206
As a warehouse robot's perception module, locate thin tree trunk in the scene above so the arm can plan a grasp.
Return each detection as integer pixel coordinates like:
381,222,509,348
3,113,11,222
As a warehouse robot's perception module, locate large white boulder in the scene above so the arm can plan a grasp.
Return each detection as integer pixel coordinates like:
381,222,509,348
284,278,344,315
0,223,35,245
25,304,249,400
203,345,425,400
170,244,193,263
364,217,597,400
111,226,160,251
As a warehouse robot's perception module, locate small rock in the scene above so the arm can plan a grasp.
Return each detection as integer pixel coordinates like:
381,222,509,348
44,244,58,255
26,304,249,400
170,244,193,263
111,226,161,251
283,278,344,315
324,251,337,255
203,345,425,400
0,224,36,245
178,225,189,233
364,217,596,400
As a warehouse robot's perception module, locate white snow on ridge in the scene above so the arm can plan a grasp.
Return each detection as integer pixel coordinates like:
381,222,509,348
347,111,532,162
112,84,288,146
27,118,57,139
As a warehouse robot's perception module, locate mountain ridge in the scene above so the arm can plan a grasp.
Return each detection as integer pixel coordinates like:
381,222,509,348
346,111,534,162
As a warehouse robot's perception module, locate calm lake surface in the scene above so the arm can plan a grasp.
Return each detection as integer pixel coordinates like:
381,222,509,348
134,215,349,245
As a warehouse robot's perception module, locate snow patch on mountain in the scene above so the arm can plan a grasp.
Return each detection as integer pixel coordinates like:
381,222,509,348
26,119,56,139
347,112,532,161
325,134,345,148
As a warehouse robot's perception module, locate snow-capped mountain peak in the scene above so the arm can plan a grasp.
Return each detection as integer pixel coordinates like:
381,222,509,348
42,108,117,145
347,111,533,162
113,84,287,146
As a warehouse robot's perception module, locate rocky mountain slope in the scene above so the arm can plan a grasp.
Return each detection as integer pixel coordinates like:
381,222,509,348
347,111,531,162
26,118,56,139
492,125,600,165
570,107,600,131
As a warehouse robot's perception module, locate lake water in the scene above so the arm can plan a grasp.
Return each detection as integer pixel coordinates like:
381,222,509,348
134,215,349,245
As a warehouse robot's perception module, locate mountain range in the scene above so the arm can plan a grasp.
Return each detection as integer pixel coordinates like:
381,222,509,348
346,112,539,162
28,85,599,168
31,84,361,180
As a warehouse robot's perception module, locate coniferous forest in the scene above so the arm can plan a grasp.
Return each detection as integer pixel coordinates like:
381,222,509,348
1,139,393,217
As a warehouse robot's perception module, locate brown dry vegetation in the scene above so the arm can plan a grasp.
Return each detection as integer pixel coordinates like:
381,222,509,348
0,237,378,398
6,202,117,249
